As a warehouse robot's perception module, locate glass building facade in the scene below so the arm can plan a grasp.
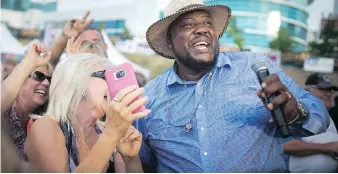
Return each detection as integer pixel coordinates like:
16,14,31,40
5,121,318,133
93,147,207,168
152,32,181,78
1,0,57,12
91,20,126,37
204,0,311,52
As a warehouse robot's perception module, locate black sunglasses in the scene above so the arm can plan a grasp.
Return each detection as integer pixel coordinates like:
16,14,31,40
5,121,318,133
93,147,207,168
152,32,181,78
29,71,52,83
91,70,106,80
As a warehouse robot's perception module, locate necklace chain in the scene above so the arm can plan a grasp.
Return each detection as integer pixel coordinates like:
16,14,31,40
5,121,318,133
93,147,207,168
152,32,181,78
167,70,213,133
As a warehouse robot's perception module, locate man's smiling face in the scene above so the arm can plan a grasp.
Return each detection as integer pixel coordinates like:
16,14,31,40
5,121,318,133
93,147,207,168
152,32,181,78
169,10,219,73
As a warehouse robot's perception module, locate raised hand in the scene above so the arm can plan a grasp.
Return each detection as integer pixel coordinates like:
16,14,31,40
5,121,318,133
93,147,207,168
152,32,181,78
101,86,151,141
66,36,83,56
256,74,299,122
62,10,94,39
117,126,142,158
25,43,52,68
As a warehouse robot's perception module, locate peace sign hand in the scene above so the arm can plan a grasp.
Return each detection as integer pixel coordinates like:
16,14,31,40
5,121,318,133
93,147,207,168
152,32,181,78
62,10,94,39
66,36,83,56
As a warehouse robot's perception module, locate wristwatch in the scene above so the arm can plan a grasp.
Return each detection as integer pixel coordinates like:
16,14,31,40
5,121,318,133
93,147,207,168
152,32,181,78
295,100,309,123
287,100,309,125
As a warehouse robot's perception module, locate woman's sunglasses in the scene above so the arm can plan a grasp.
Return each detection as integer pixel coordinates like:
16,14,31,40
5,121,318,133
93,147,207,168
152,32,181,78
91,70,106,80
29,71,52,83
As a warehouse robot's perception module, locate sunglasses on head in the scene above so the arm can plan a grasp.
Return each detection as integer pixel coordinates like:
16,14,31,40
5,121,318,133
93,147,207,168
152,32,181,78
91,70,106,80
29,71,52,83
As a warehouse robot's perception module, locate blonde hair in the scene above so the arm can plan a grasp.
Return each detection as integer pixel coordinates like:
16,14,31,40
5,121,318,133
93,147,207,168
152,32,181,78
44,62,54,75
43,53,113,126
80,41,108,58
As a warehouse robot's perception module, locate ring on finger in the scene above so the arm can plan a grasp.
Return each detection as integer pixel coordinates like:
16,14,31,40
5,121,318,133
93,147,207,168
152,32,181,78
285,91,292,100
113,97,120,103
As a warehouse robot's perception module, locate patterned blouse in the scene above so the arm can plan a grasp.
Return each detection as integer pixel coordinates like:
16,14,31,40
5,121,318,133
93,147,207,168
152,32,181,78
3,105,28,161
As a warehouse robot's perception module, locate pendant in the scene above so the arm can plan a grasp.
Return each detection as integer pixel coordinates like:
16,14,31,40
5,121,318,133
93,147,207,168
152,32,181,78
185,122,192,133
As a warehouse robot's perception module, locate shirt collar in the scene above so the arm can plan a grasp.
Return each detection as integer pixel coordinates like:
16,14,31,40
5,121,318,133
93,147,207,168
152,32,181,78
166,52,232,86
167,63,196,86
216,52,232,68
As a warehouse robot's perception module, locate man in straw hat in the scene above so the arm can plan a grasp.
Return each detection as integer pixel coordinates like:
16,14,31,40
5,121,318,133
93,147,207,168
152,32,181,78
134,0,329,172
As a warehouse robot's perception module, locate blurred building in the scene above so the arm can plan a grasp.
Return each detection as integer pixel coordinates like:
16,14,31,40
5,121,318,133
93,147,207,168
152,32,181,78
43,0,159,41
1,0,57,37
334,0,338,14
203,0,314,53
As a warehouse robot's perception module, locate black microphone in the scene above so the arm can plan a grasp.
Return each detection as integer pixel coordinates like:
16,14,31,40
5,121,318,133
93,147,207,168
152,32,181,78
251,62,291,138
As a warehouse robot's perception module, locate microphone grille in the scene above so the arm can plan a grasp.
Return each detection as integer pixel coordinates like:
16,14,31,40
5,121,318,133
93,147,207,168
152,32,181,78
251,62,268,73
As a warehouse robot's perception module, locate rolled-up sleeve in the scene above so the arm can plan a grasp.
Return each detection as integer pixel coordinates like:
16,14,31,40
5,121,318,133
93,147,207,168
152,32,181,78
262,54,330,134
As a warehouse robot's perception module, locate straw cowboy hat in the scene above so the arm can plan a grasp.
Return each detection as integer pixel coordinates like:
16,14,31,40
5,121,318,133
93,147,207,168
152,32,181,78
146,0,231,59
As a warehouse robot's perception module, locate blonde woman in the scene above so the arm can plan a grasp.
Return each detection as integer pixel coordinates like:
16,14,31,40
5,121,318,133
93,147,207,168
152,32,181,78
24,54,150,172
1,43,53,160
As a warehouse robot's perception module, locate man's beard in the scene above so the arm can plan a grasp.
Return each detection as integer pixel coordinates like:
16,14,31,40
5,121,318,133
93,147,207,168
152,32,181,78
175,43,219,73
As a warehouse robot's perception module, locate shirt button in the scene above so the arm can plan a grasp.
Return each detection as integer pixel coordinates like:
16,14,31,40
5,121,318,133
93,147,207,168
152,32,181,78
198,105,203,109
209,72,213,76
204,152,208,156
201,127,205,131
184,85,187,88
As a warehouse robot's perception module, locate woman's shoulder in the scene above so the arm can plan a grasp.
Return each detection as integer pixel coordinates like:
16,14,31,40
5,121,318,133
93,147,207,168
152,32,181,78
28,116,64,139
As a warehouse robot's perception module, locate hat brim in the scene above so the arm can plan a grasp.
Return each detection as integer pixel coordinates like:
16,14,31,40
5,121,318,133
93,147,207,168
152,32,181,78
146,4,231,59
317,83,338,91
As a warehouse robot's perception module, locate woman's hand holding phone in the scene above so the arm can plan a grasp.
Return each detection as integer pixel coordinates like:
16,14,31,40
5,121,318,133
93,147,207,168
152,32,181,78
101,85,151,141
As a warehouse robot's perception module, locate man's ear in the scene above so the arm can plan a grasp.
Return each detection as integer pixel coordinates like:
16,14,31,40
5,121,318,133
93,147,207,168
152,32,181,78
167,28,173,49
168,37,173,49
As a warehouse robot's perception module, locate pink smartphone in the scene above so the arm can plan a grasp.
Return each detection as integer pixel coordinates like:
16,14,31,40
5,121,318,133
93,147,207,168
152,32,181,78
105,62,146,113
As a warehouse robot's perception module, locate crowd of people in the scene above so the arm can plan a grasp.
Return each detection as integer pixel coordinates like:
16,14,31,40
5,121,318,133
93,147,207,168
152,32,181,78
1,0,338,172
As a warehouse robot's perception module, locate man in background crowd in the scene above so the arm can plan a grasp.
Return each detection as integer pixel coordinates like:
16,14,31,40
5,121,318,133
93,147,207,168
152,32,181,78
330,96,338,124
283,73,338,173
48,11,104,66
305,73,338,128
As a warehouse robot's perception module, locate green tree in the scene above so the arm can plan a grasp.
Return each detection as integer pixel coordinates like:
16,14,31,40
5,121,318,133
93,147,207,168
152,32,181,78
97,21,105,31
269,27,293,53
121,26,134,40
227,17,244,50
309,19,338,57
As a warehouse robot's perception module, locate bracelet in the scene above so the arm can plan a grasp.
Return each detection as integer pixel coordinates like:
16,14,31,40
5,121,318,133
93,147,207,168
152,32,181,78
287,100,308,125
287,113,300,125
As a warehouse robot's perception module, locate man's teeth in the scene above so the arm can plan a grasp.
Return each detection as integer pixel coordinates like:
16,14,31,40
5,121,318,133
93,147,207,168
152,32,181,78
193,41,208,47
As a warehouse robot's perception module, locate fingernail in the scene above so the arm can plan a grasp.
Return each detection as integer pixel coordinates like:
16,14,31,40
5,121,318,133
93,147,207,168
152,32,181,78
261,83,267,88
147,109,152,114
120,138,126,143
47,51,52,55
262,92,266,98
267,103,273,110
